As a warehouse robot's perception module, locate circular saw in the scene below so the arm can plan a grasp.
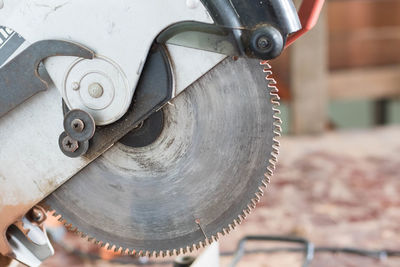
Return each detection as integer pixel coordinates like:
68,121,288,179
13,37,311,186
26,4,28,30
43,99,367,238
0,0,324,265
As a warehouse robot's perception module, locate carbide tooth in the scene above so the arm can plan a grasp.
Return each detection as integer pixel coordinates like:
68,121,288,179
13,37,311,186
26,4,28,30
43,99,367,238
264,70,273,76
172,249,178,256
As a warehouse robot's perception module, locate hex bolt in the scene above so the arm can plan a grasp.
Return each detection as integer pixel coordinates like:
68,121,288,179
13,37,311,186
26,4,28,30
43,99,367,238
88,82,104,98
62,135,79,153
71,119,85,133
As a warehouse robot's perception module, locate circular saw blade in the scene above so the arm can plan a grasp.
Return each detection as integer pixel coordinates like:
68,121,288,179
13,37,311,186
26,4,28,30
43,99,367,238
45,57,280,256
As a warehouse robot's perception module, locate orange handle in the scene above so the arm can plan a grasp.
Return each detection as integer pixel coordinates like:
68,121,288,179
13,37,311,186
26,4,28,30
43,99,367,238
285,0,325,48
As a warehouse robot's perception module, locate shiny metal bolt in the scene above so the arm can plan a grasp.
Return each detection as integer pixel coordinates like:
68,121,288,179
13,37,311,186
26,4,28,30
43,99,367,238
88,82,104,98
71,119,85,133
62,136,79,153
30,207,46,224
72,82,80,91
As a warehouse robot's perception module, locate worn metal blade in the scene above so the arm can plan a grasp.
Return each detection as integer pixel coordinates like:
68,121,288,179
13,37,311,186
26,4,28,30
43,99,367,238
45,57,280,256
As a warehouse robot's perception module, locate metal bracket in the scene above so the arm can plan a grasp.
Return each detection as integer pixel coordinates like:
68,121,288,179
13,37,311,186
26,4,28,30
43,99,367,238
0,40,94,118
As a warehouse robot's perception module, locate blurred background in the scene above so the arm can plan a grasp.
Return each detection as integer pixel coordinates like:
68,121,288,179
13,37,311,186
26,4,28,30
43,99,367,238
10,0,400,266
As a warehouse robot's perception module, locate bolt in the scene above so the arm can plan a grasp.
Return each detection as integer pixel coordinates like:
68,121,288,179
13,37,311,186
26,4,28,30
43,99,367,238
62,136,79,153
30,207,45,224
88,82,104,98
71,119,85,133
257,36,271,50
72,82,80,91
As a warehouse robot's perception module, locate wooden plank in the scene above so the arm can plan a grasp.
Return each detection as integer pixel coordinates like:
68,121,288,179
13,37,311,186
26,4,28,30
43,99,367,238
330,27,400,70
329,65,400,100
328,0,400,69
289,4,328,134
329,0,400,33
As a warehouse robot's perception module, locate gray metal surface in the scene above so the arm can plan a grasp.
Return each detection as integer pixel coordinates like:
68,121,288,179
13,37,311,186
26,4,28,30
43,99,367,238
45,57,279,255
0,40,94,118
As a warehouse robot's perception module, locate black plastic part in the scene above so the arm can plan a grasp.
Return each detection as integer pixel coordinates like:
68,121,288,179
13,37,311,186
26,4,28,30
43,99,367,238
119,110,164,148
249,26,284,60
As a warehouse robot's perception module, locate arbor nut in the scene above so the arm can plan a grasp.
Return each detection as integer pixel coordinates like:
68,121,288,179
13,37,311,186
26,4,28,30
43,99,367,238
62,135,79,153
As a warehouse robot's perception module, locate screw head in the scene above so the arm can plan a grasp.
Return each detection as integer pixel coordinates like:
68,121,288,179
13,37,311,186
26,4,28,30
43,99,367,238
62,136,79,153
72,82,80,91
71,119,85,133
88,83,104,98
257,36,271,50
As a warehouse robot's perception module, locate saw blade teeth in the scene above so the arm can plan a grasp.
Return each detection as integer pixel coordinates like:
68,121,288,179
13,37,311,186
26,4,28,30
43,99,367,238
260,61,271,68
260,180,268,188
273,108,282,115
45,59,281,258
172,250,177,257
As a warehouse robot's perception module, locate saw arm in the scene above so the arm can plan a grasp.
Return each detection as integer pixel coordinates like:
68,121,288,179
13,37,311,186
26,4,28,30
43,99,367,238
0,0,324,265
